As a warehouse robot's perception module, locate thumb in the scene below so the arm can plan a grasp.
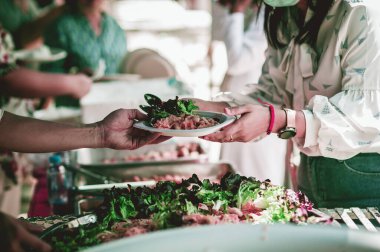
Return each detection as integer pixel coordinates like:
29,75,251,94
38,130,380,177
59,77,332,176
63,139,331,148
126,109,147,121
224,105,253,116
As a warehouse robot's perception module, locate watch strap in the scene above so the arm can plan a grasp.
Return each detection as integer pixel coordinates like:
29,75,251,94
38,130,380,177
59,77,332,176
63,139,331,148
284,108,296,129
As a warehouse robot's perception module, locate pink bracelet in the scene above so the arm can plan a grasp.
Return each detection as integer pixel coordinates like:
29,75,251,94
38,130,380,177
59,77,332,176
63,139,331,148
257,98,275,135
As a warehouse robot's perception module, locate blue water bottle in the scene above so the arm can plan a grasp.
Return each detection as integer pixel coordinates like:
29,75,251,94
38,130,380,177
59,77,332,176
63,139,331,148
47,153,73,214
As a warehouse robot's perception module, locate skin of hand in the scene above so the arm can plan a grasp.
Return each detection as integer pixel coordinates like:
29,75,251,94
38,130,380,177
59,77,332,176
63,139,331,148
67,74,92,99
0,109,170,153
0,68,92,99
96,109,171,150
202,104,306,142
0,212,51,252
202,104,274,142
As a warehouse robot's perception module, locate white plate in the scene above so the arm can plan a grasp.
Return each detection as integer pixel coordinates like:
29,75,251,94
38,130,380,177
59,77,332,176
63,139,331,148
84,223,380,252
13,46,67,63
133,111,236,137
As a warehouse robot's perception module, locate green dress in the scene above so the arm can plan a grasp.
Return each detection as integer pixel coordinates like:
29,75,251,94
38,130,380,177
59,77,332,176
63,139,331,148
0,0,39,34
41,11,127,107
42,11,127,75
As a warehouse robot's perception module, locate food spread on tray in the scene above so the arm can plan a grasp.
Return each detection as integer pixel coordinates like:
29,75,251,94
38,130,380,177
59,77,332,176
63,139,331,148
41,173,326,252
132,174,196,184
102,142,205,164
139,94,219,129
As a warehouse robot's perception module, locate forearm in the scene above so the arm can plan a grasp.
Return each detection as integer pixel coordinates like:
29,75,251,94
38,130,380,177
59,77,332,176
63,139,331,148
0,112,102,153
0,68,73,98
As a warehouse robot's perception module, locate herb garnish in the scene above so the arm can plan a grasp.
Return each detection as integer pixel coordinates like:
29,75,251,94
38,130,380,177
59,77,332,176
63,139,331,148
139,94,199,125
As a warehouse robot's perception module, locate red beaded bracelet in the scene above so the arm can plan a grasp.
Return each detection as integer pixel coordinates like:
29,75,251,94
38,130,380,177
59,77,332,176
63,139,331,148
257,98,275,135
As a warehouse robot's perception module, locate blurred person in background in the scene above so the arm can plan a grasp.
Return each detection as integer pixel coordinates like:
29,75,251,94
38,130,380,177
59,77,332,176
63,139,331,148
42,0,126,76
0,25,92,216
211,0,287,185
0,0,65,49
41,0,127,107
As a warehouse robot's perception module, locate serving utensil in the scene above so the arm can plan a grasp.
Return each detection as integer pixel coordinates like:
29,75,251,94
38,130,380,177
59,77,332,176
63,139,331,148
39,214,97,239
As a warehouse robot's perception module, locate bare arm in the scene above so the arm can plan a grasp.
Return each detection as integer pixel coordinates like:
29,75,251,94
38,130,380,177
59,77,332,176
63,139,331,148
0,68,91,99
0,109,169,153
0,111,99,153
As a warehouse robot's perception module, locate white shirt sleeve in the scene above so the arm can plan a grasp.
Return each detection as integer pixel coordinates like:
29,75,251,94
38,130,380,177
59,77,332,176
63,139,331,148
0,109,3,121
298,5,380,159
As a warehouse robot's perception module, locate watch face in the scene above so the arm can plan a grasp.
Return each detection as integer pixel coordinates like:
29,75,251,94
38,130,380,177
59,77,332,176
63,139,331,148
278,128,297,139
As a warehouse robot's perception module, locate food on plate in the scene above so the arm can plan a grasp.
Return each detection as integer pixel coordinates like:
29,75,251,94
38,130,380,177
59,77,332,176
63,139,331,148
102,142,205,164
153,114,219,130
44,173,327,251
139,94,219,129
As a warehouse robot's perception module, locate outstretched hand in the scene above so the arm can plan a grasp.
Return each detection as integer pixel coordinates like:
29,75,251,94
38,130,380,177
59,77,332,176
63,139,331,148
202,104,269,143
99,109,170,150
0,212,51,252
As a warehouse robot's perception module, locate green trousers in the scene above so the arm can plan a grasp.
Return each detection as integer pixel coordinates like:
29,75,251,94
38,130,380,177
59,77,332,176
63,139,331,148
298,153,380,208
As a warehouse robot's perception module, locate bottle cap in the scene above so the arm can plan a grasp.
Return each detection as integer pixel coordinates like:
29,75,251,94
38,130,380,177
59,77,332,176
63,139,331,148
49,154,62,165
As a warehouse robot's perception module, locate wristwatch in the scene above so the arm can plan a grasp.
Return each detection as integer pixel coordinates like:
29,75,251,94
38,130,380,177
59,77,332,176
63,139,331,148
278,108,297,139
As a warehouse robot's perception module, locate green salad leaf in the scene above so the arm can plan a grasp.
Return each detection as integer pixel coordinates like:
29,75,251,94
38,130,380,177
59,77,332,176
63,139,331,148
47,173,316,252
139,94,199,125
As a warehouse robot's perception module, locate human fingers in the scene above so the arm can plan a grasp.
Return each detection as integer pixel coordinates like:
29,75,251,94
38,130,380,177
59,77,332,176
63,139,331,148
17,220,43,234
16,224,51,252
127,109,148,121
224,104,255,116
149,135,172,145
70,74,92,98
102,109,146,131
202,123,240,143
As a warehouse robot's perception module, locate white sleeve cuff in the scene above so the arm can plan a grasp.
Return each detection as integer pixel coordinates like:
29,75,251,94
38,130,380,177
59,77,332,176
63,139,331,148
302,109,320,148
0,109,3,121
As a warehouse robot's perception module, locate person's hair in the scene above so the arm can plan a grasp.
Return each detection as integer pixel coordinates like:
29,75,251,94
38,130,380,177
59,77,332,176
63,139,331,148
263,0,334,48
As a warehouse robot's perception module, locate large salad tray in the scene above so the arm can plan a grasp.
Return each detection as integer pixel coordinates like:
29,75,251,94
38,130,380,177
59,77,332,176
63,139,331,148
27,172,342,252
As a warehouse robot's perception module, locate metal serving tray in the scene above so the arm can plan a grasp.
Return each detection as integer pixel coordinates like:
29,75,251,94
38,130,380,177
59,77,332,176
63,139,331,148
78,162,233,185
76,141,207,169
